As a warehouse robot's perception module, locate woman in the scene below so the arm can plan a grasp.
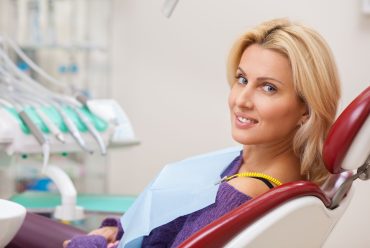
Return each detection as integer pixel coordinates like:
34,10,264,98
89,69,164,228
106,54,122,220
65,18,341,248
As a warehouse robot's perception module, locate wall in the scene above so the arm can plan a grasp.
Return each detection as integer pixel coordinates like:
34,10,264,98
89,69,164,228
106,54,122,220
109,0,370,247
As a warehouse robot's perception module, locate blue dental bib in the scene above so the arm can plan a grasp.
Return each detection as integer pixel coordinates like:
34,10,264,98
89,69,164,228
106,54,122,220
119,146,242,247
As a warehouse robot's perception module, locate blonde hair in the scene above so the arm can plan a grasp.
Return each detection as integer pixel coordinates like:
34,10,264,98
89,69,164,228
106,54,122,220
227,18,341,185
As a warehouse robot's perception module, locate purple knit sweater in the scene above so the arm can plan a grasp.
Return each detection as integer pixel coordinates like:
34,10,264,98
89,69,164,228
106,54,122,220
67,153,251,248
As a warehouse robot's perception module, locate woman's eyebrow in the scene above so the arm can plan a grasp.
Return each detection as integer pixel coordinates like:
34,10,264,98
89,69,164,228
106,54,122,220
237,67,284,85
258,77,284,85
237,67,247,75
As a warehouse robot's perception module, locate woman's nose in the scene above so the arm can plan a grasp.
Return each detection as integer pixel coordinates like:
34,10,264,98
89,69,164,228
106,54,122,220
235,85,254,109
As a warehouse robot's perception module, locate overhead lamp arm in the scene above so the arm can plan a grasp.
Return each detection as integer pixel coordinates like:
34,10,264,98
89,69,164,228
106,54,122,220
162,0,180,18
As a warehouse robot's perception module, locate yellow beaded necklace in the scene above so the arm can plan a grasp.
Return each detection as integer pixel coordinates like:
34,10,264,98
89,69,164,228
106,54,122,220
216,172,282,187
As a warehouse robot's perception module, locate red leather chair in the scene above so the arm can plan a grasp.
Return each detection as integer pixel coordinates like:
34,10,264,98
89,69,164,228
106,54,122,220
7,87,370,248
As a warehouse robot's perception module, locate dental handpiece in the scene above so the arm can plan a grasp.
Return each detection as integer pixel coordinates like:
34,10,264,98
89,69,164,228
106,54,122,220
75,108,107,155
18,110,50,171
35,108,66,144
18,110,48,145
59,109,93,154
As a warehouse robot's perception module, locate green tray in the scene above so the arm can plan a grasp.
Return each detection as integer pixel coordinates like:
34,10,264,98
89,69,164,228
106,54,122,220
10,191,136,214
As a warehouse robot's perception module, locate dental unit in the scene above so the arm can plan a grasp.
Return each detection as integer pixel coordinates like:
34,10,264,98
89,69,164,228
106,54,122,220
0,34,137,247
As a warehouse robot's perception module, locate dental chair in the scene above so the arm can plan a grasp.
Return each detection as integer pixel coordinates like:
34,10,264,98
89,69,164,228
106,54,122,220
6,87,370,248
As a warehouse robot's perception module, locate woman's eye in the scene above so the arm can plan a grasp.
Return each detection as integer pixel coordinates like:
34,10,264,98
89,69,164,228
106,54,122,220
236,75,248,85
262,84,277,93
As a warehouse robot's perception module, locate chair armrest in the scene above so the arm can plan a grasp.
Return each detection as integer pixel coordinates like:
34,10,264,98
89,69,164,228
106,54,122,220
179,181,330,248
7,212,86,248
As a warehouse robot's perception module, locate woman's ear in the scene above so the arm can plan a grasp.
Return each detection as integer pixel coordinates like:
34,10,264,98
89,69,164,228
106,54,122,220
300,113,309,125
297,104,309,126
298,109,309,126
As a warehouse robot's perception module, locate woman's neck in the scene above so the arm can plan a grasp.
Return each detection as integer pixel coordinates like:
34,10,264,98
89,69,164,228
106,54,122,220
239,138,302,182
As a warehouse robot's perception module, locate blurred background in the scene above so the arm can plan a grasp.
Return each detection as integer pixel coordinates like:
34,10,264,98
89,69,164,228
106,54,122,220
0,0,369,246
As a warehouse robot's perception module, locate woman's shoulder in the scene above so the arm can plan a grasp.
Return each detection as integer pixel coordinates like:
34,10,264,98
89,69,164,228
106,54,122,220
226,177,271,198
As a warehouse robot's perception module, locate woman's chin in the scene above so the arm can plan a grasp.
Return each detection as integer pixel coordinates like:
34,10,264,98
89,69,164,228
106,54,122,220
231,133,258,145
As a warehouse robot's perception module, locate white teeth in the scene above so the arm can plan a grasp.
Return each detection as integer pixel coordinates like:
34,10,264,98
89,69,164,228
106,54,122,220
237,116,256,123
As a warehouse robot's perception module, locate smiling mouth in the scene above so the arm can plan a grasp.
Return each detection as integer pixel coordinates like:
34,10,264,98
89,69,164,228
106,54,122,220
237,116,258,124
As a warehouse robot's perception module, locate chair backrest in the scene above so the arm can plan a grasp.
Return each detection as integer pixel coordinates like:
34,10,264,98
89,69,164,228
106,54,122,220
323,86,370,173
179,87,370,248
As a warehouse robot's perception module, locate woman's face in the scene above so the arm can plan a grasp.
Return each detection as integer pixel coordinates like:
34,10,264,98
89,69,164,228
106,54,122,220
229,44,307,146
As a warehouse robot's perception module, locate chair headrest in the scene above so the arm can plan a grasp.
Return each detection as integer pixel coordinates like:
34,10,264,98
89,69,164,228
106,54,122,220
323,87,370,174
